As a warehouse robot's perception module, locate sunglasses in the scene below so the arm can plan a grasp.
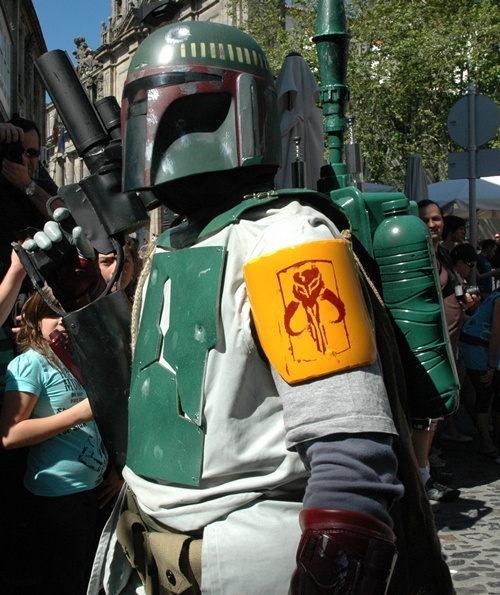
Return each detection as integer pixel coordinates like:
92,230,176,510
23,149,40,158
465,261,476,268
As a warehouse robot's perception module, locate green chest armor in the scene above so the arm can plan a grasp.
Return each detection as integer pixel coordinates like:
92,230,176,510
127,245,225,486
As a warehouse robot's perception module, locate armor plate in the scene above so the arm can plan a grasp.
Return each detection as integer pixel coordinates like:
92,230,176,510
244,239,377,383
127,246,225,485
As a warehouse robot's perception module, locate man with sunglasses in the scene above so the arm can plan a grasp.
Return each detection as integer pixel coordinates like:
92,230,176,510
0,114,59,272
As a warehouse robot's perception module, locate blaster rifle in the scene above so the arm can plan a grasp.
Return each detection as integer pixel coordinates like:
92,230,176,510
11,50,156,472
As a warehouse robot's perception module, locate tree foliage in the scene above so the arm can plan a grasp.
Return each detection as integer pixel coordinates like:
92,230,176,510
229,0,500,187
228,0,319,75
347,0,500,186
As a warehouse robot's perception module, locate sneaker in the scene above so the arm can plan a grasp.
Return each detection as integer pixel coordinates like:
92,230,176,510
425,478,461,502
439,432,473,443
430,466,453,484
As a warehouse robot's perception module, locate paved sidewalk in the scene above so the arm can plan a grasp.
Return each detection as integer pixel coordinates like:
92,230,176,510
431,436,500,594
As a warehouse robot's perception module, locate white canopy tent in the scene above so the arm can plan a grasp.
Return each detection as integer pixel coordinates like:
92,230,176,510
428,176,500,238
427,176,500,217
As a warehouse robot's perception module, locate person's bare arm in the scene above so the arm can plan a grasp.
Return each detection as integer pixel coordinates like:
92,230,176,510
476,267,500,281
0,249,26,327
1,392,94,449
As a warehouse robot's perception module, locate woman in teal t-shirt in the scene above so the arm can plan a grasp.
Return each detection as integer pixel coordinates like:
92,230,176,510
0,288,108,595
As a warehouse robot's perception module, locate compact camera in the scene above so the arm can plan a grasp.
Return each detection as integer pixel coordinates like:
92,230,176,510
0,140,24,164
454,284,480,302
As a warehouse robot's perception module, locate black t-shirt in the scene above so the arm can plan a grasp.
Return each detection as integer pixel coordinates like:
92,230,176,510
0,175,58,279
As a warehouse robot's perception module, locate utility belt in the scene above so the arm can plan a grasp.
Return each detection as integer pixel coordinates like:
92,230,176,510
116,488,202,595
116,487,304,594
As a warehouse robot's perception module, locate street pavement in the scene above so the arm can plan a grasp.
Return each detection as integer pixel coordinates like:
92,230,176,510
431,434,500,594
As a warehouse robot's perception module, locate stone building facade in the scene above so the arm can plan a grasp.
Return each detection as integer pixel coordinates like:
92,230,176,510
45,0,236,238
0,1,48,137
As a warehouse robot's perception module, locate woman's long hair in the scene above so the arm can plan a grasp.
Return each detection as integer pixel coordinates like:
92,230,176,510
16,288,63,369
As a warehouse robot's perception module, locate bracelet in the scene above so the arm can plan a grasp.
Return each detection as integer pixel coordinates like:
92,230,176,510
487,365,496,371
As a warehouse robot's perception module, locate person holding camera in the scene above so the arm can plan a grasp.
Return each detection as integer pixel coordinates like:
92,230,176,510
450,243,481,314
0,113,60,376
0,114,60,273
442,243,482,430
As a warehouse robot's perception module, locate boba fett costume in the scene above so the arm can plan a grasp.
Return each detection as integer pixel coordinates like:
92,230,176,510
85,20,453,595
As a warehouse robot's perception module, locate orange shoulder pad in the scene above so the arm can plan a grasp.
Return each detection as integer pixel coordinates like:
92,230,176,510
244,239,377,383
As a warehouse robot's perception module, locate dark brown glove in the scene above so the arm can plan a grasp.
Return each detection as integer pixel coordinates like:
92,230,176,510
290,508,397,595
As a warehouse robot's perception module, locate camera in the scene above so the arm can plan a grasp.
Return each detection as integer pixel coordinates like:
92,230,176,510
0,140,24,164
455,284,480,302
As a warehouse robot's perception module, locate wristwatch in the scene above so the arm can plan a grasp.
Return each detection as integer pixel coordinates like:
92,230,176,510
23,180,37,196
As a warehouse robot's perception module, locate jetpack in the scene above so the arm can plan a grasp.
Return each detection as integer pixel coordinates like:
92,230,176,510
314,0,459,419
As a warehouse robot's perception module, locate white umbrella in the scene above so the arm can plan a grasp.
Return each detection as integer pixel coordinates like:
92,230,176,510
428,176,500,215
274,52,326,191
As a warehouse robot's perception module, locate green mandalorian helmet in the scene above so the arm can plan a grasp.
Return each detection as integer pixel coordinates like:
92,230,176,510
121,21,281,209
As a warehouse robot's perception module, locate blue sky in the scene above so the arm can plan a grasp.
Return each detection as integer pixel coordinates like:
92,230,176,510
32,0,111,64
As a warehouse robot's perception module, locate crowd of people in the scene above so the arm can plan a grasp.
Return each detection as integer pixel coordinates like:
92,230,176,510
0,115,140,594
416,205,500,499
0,20,498,595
